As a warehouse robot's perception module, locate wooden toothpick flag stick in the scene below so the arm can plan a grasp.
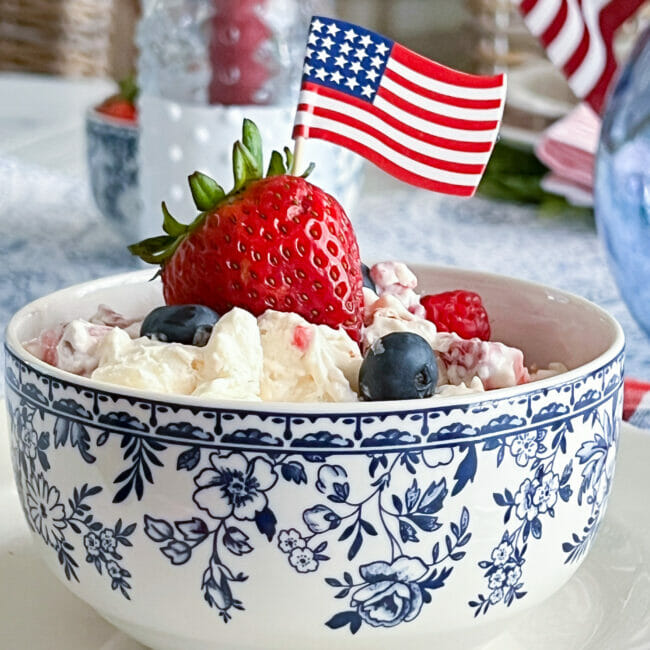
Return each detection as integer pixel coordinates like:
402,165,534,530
290,135,305,176
291,16,507,197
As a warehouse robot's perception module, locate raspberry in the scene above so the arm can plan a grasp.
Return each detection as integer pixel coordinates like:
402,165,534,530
421,290,491,340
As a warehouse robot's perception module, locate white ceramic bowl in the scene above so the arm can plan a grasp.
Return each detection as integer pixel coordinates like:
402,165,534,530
4,266,624,650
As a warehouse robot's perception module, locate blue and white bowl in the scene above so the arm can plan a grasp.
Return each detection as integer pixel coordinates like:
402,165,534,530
86,110,140,240
4,266,624,650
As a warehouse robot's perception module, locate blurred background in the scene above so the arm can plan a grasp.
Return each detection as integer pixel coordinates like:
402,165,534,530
2,0,647,145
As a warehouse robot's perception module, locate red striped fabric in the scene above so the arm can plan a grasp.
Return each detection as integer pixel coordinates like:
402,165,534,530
298,82,495,154
518,0,646,114
389,43,506,88
295,104,486,175
376,86,499,131
382,67,503,110
292,125,477,196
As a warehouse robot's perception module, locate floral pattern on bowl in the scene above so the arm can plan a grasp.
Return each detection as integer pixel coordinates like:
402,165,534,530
5,341,623,646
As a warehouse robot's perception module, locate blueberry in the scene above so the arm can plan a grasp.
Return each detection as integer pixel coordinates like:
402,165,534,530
359,332,438,401
140,304,219,346
361,263,377,293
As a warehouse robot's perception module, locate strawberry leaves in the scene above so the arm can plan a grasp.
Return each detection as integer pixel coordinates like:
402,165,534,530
242,118,263,176
129,118,315,266
188,173,225,211
266,150,286,177
162,202,188,237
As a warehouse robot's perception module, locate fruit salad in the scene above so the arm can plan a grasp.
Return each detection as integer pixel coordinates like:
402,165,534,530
23,121,566,402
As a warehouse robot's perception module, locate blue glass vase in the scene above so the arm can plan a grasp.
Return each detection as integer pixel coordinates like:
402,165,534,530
595,27,650,337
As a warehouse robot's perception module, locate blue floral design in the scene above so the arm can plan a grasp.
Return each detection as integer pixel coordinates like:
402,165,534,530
273,449,472,634
8,395,136,599
144,449,299,622
193,452,278,520
351,556,428,627
562,406,618,563
26,473,67,546
509,431,539,466
470,393,620,616
470,418,574,616
5,346,623,631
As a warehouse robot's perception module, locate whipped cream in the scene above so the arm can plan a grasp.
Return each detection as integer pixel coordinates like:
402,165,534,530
259,310,362,402
370,261,425,318
23,263,568,402
92,308,262,400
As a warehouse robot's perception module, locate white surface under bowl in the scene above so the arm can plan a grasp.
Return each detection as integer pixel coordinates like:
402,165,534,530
4,266,624,650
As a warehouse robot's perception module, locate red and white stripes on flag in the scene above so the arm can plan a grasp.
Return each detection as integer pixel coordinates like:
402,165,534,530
293,17,507,196
517,0,646,114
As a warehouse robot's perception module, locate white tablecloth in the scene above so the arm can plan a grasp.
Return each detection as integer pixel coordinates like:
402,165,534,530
2,72,648,388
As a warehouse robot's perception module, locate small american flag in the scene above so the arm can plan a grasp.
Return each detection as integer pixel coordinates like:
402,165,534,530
517,0,646,114
293,17,507,197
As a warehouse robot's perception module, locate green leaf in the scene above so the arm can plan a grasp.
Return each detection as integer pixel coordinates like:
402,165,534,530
117,74,138,103
127,235,178,264
240,142,260,176
232,141,262,191
242,119,263,176
161,202,188,237
188,172,225,211
232,142,248,191
283,146,294,173
299,162,315,178
477,140,594,224
266,150,286,176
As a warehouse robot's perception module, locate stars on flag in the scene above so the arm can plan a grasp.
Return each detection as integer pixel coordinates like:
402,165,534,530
301,16,392,101
359,34,373,47
375,42,389,56
349,60,363,74
326,22,340,36
339,42,352,56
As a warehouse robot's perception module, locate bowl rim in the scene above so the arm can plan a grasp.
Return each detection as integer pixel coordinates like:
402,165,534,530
4,266,625,415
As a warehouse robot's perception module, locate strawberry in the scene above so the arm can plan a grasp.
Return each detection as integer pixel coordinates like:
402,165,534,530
421,290,491,341
96,97,137,122
129,119,364,341
96,75,138,123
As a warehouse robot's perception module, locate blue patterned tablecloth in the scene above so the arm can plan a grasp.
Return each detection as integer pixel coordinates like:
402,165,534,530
1,155,648,396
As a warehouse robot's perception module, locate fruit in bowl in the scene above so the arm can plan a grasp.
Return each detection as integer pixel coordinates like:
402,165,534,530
86,76,139,238
5,121,624,649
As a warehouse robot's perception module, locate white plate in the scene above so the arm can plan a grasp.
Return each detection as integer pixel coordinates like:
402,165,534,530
1,400,649,650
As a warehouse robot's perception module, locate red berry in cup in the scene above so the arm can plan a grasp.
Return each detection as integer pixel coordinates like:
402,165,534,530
421,290,491,340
